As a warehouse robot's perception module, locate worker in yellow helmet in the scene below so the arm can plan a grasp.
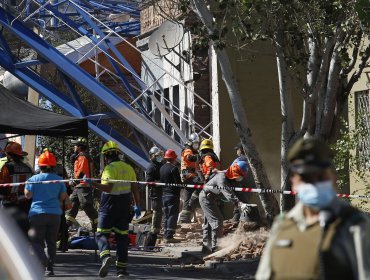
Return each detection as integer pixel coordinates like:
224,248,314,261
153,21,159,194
86,140,140,278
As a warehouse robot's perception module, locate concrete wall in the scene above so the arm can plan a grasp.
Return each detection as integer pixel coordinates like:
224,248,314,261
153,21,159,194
217,42,303,188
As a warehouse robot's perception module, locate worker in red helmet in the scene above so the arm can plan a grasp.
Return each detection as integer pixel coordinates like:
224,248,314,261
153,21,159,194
24,151,69,277
199,160,248,254
160,149,182,243
0,142,34,213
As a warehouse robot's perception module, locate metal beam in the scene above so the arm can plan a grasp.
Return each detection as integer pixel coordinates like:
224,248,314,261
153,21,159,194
0,6,182,156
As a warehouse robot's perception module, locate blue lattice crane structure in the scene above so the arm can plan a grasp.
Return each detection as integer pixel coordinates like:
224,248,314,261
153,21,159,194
0,0,213,168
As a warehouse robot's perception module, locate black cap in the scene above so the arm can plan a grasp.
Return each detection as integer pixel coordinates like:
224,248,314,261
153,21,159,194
288,137,334,174
234,143,243,150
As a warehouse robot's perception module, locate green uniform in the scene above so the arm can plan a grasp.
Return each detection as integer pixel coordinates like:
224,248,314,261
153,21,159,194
256,201,370,280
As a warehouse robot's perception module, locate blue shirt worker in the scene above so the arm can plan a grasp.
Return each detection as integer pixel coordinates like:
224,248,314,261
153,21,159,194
88,141,140,278
25,151,68,277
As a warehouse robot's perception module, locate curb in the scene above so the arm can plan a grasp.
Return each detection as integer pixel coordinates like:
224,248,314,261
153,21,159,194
205,257,260,274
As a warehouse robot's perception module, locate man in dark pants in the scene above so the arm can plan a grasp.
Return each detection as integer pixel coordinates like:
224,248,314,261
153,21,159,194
160,149,182,243
65,138,98,232
179,133,202,223
145,146,164,247
88,141,140,278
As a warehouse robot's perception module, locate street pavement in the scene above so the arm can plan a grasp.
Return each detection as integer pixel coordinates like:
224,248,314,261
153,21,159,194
48,249,256,280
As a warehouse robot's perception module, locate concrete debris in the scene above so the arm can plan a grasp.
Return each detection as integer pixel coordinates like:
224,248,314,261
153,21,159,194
205,223,269,262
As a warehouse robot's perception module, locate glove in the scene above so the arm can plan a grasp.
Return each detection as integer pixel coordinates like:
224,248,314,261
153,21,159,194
134,205,141,219
83,175,93,184
69,179,77,187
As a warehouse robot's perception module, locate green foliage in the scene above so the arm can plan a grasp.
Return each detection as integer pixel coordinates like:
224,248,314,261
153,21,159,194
356,0,370,31
38,100,103,176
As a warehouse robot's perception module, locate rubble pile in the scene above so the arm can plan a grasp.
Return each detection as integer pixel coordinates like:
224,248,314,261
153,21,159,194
204,222,269,261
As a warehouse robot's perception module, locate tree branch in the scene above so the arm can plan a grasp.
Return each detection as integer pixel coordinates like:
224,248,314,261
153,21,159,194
341,30,363,75
344,40,370,96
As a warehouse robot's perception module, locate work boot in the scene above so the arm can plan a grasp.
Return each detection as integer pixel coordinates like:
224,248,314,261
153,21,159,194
45,262,54,277
99,256,113,278
201,245,212,255
145,233,158,248
163,237,181,244
179,210,192,223
211,246,219,253
117,269,129,278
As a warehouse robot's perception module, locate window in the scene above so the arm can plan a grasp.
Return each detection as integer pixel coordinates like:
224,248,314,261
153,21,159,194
355,91,370,169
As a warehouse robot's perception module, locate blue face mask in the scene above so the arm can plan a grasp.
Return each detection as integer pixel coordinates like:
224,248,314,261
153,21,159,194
297,181,336,210
155,156,163,163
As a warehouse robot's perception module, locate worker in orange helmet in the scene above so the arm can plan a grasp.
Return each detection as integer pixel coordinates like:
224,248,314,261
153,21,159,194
160,149,182,243
0,142,34,213
24,151,69,277
199,160,248,254
199,139,220,183
180,133,202,223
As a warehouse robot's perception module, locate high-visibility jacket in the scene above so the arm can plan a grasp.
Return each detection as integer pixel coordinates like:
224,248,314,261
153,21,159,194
0,161,33,202
73,152,92,185
180,146,199,181
200,152,220,181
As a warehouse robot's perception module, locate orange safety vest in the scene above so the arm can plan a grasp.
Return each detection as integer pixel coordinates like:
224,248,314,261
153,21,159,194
73,153,92,185
201,154,221,178
0,161,33,202
181,148,199,180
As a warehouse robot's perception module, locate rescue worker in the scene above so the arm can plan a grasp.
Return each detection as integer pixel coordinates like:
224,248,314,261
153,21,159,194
24,151,68,277
256,137,370,280
65,137,98,232
0,142,34,213
145,146,164,247
0,141,12,170
160,149,182,243
199,160,247,254
199,139,220,183
179,132,202,223
87,141,140,278
231,143,258,222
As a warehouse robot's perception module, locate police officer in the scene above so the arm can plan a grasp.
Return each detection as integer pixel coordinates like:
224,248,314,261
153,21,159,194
200,160,247,254
199,139,220,183
160,149,182,243
88,141,140,278
145,146,164,247
0,142,34,213
65,137,98,232
179,133,202,223
256,137,370,280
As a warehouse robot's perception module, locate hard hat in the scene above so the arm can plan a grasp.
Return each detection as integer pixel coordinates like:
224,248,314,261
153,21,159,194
164,149,177,160
101,140,120,154
149,146,163,156
225,160,248,179
5,142,28,156
71,137,88,147
38,151,57,167
189,133,200,143
288,137,334,174
200,139,214,151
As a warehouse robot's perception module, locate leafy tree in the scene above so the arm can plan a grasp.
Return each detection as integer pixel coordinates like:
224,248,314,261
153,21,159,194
172,0,370,213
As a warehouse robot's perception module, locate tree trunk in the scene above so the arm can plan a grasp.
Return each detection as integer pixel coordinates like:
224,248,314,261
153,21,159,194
274,30,295,211
191,0,280,221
